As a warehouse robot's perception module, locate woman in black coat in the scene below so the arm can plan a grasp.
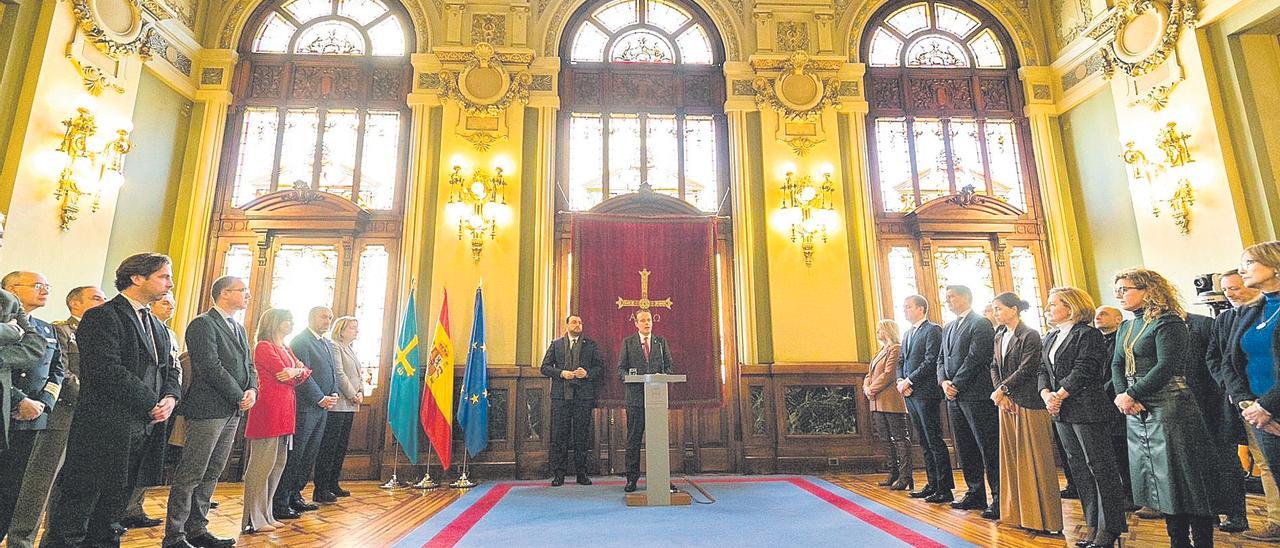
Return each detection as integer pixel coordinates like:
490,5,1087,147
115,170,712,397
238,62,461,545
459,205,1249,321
1039,287,1126,548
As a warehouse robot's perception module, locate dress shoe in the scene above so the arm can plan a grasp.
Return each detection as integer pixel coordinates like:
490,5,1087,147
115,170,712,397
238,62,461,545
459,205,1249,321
576,474,592,485
1220,514,1249,533
290,499,320,512
243,524,276,534
980,505,1000,520
924,490,953,504
551,475,565,487
950,494,986,510
908,486,935,499
187,532,237,547
314,490,338,504
273,509,301,520
161,541,197,548
890,478,913,491
209,501,219,509
119,514,163,528
878,476,897,487
624,479,638,493
1060,485,1079,499
1133,506,1161,519
1075,541,1093,547
1243,522,1280,541
333,487,352,497
109,522,127,536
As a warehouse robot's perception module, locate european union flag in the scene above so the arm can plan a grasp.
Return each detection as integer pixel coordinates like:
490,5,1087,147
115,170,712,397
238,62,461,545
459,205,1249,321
387,287,422,463
456,285,489,457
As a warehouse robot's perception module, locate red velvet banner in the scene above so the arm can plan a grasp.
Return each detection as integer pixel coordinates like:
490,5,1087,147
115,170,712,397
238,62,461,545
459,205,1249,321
572,214,721,407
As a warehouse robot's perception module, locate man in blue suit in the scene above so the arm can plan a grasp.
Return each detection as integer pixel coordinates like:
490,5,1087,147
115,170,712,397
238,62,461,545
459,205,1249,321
935,285,999,519
279,307,338,515
0,271,64,542
895,294,952,503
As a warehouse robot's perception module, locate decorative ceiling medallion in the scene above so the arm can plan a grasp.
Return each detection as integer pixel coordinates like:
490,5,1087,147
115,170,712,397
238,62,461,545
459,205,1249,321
752,51,840,121
72,0,154,59
438,42,533,117
1098,0,1195,79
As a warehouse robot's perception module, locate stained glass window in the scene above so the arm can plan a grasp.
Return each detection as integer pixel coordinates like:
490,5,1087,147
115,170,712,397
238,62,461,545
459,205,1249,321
907,35,969,67
253,13,296,53
222,244,255,324
985,121,1025,209
935,4,978,37
933,246,995,324
232,108,280,206
354,244,389,393
562,0,724,211
282,0,331,22
337,0,388,25
319,109,359,199
887,246,919,333
369,18,407,56
868,29,903,67
874,119,913,212
969,29,1005,68
948,120,984,191
913,119,949,202
278,109,320,191
886,4,929,36
270,245,339,340
1010,247,1045,333
254,0,405,56
296,20,366,55
359,111,400,209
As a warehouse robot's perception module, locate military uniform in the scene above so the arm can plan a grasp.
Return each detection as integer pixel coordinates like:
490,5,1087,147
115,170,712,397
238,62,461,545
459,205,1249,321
0,315,64,539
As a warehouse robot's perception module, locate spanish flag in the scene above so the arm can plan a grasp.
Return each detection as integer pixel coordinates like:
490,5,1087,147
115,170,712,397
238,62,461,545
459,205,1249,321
420,290,454,469
387,287,422,464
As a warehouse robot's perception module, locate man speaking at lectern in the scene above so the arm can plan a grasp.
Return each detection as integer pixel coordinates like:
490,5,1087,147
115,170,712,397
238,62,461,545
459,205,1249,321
618,309,673,493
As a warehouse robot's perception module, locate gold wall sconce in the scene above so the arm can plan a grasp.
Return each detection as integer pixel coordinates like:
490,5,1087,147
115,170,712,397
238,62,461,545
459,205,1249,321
778,171,838,266
54,106,132,231
446,165,509,261
1120,121,1196,235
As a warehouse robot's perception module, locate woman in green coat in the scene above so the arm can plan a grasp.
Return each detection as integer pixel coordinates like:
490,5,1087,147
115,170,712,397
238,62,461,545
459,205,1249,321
1110,267,1227,548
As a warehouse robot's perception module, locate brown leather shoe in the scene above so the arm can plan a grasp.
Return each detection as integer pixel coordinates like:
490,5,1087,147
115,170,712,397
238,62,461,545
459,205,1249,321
1242,522,1280,541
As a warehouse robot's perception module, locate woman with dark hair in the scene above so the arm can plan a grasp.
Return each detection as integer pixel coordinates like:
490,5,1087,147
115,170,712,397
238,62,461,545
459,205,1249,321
1111,268,1227,547
1040,287,1126,548
988,292,1061,533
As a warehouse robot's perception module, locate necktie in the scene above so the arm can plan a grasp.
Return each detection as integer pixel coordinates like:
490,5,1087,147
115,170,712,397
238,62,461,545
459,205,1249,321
642,337,650,361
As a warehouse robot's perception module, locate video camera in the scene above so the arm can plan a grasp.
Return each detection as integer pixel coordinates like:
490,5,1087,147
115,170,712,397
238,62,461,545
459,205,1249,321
1193,272,1231,316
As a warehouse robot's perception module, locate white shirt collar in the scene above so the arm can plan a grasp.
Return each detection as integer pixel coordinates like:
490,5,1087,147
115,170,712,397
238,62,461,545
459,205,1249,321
911,317,927,328
1054,320,1076,332
121,294,149,314
309,328,326,339
212,305,235,321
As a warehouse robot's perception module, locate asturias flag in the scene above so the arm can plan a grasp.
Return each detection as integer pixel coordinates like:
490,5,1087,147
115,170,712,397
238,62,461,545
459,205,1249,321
421,290,454,470
456,285,489,457
387,287,422,464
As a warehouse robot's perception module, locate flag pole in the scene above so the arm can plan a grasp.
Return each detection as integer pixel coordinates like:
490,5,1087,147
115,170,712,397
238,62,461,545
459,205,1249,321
381,440,405,489
450,450,476,488
412,445,441,489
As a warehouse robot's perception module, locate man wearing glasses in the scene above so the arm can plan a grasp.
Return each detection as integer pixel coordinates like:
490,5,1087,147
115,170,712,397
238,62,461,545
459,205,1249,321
0,272,65,542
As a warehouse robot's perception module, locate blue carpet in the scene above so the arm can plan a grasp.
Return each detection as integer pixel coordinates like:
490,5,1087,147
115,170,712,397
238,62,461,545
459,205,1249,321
393,476,975,547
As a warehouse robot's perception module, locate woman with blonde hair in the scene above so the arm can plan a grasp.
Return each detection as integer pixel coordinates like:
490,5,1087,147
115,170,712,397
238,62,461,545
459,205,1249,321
1231,241,1280,504
1039,287,1125,548
242,308,312,532
864,319,912,490
1110,268,1227,547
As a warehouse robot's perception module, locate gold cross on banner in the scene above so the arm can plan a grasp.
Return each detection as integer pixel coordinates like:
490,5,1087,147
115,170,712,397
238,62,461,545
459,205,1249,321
616,269,673,312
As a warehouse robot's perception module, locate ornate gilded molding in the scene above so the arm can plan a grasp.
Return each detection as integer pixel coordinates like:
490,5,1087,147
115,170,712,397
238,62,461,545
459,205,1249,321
72,0,154,59
462,131,502,151
1131,79,1181,110
68,57,125,95
1098,0,1196,79
437,43,533,117
782,136,823,156
752,51,840,121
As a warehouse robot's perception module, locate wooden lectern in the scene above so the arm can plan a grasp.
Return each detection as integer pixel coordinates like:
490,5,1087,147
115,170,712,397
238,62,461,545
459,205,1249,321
622,373,692,507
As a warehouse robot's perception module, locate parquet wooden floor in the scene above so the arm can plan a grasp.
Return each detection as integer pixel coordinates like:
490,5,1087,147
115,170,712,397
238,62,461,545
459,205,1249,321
11,471,1270,547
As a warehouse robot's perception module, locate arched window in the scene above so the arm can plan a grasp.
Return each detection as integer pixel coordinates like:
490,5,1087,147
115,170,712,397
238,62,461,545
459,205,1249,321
558,0,728,212
862,1,1051,332
206,0,414,460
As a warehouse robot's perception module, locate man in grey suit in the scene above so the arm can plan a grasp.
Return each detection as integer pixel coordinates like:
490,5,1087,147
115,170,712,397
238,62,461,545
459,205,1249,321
281,307,339,512
935,285,999,519
7,286,105,548
162,276,257,548
616,309,672,493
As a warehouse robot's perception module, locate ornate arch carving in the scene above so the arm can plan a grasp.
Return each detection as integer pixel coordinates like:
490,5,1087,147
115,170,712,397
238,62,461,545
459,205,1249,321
216,0,434,52
841,0,1043,66
536,0,746,61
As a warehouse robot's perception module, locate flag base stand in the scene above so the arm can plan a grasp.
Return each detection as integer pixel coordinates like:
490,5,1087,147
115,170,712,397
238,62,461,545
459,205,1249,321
412,474,441,489
449,472,477,489
380,474,407,489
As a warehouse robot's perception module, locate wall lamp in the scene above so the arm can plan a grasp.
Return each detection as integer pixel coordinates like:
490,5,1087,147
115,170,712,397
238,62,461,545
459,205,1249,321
1121,121,1196,235
778,170,837,266
54,107,132,230
445,165,509,262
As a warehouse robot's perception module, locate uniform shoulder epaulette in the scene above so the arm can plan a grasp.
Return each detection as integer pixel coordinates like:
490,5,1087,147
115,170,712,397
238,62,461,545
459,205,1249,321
51,320,67,326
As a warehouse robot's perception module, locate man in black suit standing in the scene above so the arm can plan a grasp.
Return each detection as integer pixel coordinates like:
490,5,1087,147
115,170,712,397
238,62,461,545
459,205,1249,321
617,309,672,493
540,315,604,487
45,253,182,548
162,276,257,548
0,271,65,542
935,285,999,519
894,295,952,503
281,307,339,513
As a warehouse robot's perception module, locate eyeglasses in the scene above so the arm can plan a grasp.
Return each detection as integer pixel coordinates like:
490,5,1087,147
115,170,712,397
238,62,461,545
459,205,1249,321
12,283,52,292
1113,286,1143,297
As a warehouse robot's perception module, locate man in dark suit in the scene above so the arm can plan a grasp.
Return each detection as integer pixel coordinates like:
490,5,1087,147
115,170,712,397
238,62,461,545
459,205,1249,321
281,307,339,514
1094,305,1137,512
45,253,182,548
894,294,952,503
0,272,65,542
617,309,672,493
540,314,604,486
8,286,105,548
162,276,257,548
935,285,999,518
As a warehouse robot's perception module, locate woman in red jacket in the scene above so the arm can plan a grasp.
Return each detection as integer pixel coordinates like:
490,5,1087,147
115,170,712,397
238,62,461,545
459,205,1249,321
241,308,311,533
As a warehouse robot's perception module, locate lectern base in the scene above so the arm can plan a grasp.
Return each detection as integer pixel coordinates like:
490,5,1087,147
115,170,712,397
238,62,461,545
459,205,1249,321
625,491,692,507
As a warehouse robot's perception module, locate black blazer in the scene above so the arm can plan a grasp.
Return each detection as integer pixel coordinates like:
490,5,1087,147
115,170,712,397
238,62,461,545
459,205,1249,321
291,329,339,415
936,312,996,401
1207,308,1244,398
75,294,181,428
539,336,604,400
1038,322,1115,423
179,309,258,419
1220,295,1280,411
896,321,942,401
1183,313,1224,406
617,333,673,406
991,322,1043,409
